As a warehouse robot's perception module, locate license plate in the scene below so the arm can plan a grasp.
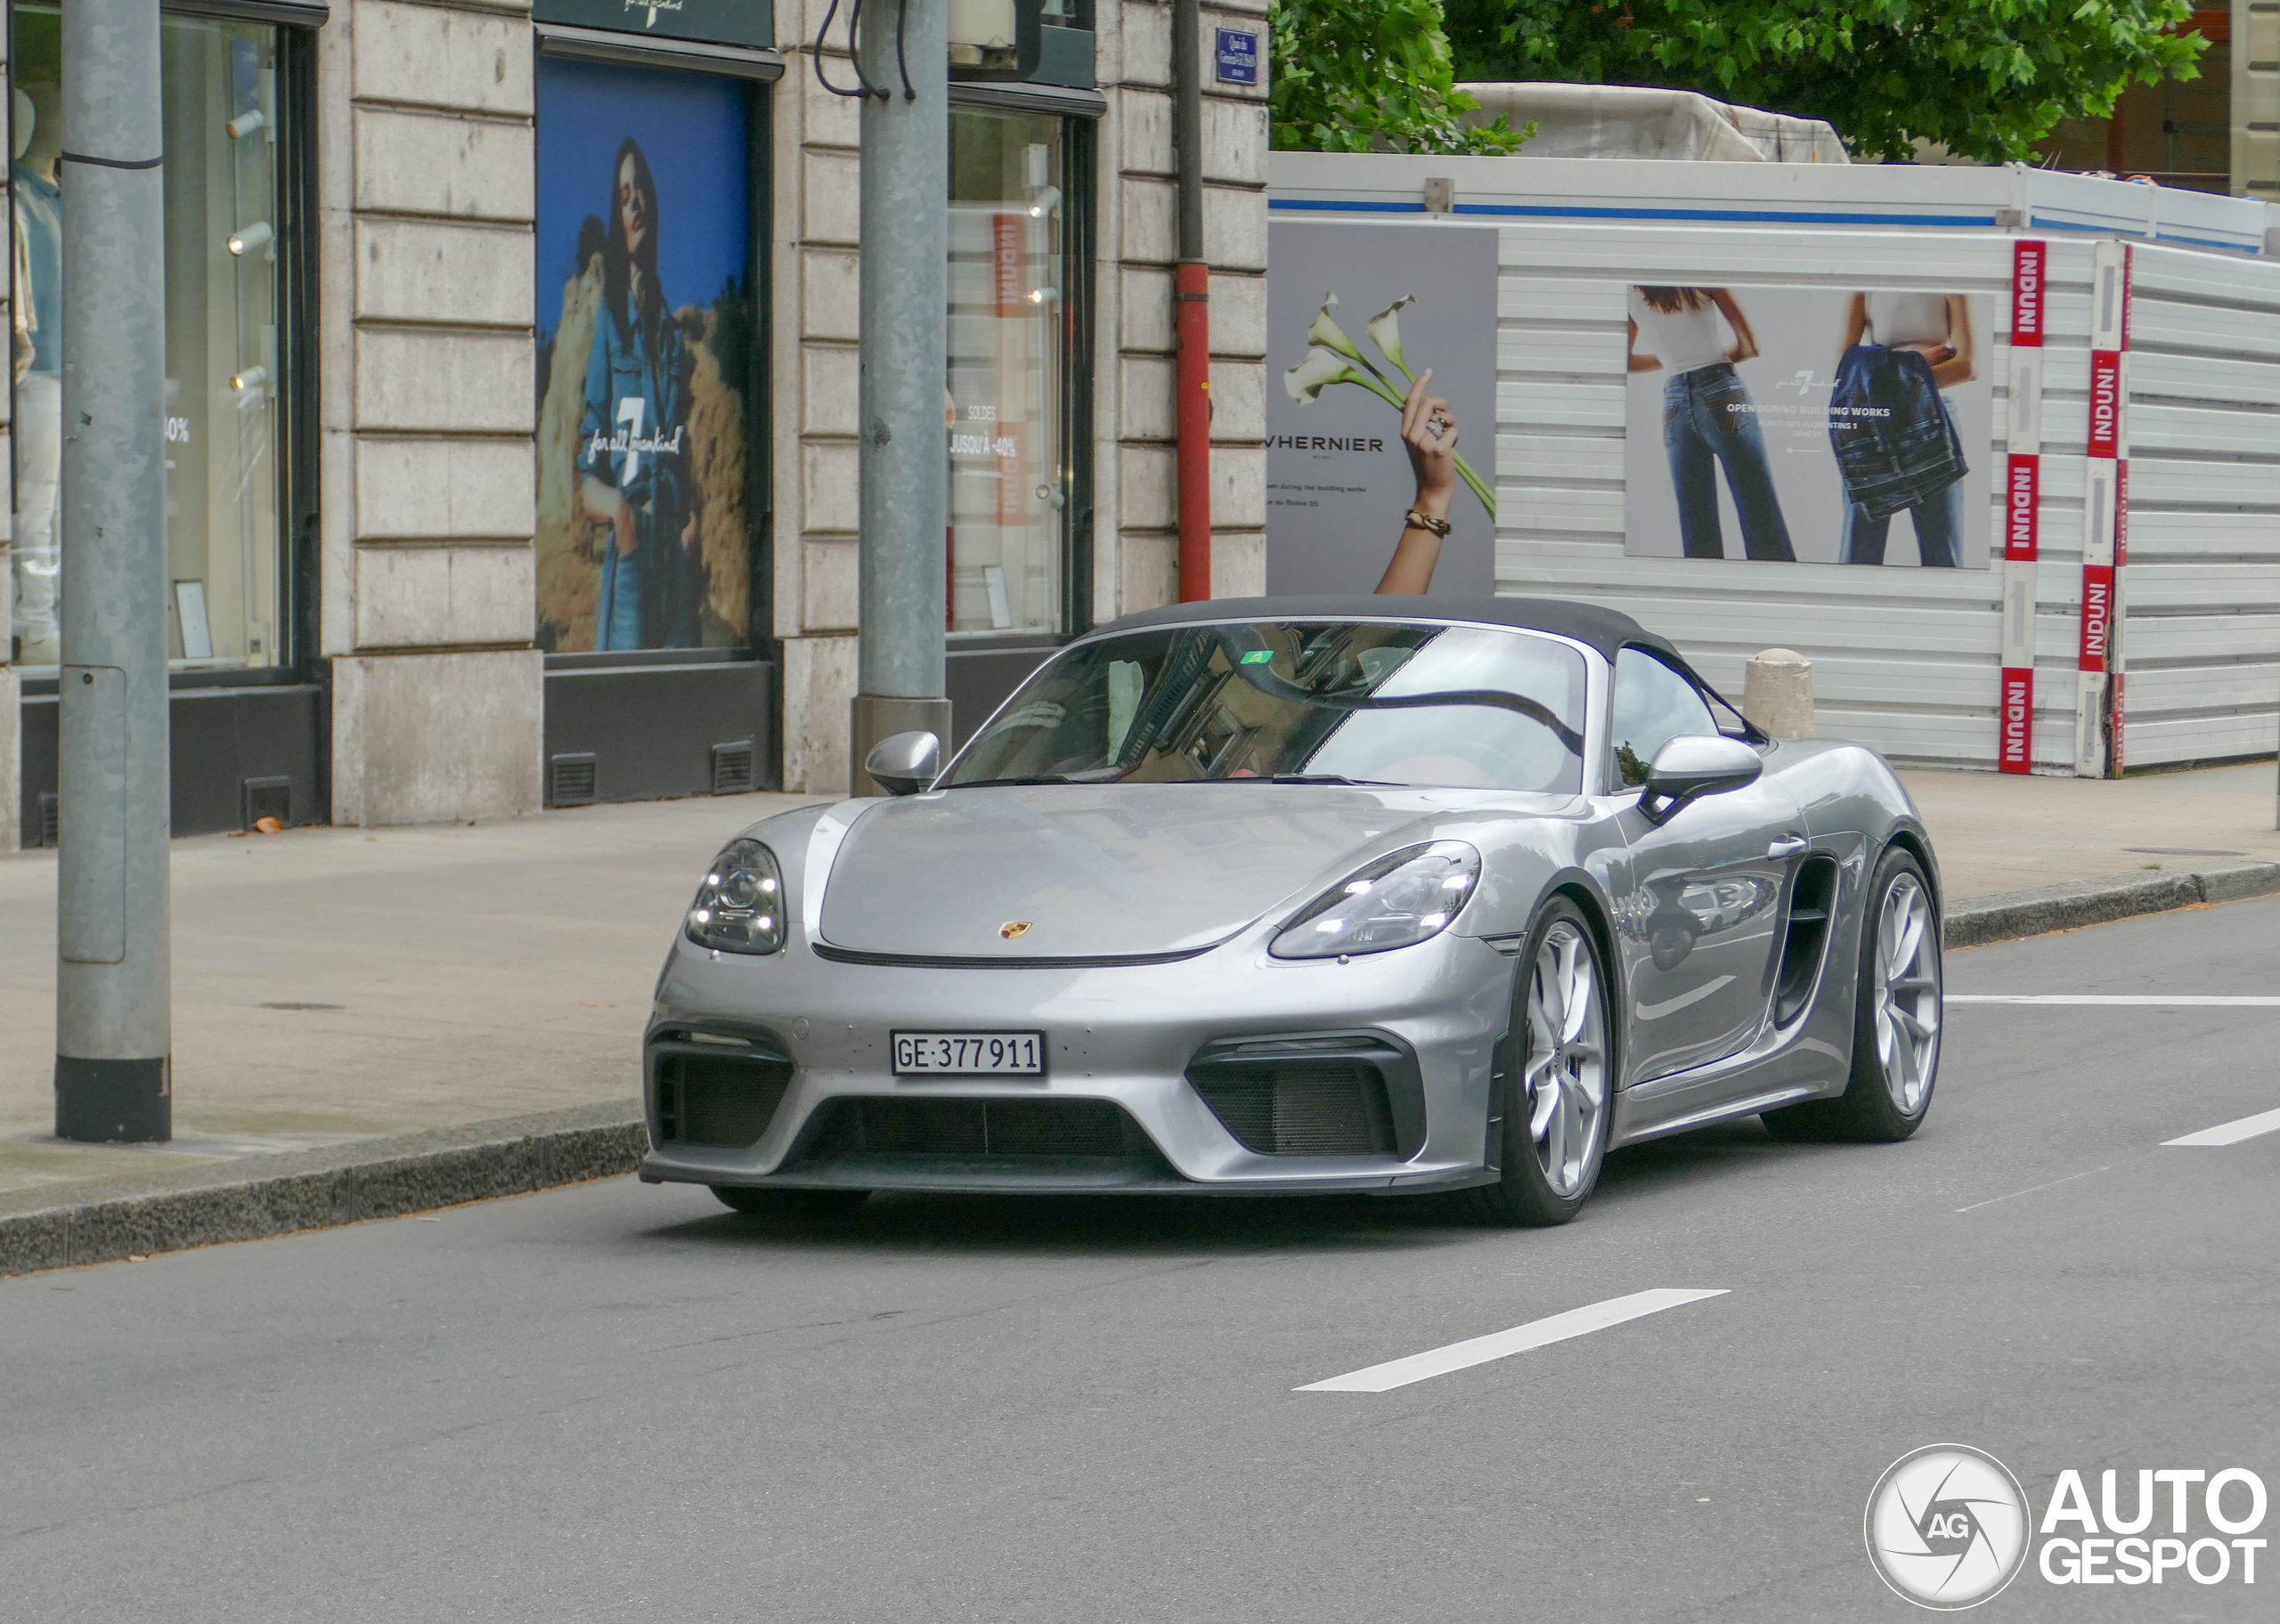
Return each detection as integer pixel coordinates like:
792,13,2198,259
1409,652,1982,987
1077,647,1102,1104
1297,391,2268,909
892,1031,1046,1077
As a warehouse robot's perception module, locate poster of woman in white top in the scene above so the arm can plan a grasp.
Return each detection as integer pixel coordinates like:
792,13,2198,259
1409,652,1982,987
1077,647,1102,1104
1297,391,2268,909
1622,284,1992,570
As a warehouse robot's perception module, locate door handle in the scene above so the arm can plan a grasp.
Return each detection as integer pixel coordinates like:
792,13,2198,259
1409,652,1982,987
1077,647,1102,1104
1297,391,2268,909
1766,835,1810,861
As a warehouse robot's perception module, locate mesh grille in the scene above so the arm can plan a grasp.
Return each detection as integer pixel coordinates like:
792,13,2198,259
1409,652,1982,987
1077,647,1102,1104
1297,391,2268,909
813,1098,1129,1158
656,1052,793,1149
550,753,598,807
1188,1060,1394,1156
711,740,755,795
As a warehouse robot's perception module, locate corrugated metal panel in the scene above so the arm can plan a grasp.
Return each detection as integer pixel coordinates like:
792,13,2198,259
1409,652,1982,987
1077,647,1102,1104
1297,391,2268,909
2121,245,2280,767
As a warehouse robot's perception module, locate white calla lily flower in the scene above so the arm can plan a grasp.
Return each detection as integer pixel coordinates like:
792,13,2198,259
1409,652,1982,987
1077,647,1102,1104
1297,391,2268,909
1306,294,1366,362
1368,294,1419,374
1284,345,1364,404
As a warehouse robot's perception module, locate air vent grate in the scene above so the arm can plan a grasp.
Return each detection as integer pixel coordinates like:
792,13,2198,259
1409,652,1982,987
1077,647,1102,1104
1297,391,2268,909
550,752,598,807
654,1050,794,1149
1772,855,1840,1027
711,739,755,796
809,1098,1132,1158
1187,1060,1396,1156
242,775,291,831
38,792,60,849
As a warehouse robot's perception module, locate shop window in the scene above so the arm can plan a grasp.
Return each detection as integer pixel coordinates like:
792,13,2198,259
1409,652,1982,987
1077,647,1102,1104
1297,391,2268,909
11,4,291,672
948,105,1075,637
533,56,758,655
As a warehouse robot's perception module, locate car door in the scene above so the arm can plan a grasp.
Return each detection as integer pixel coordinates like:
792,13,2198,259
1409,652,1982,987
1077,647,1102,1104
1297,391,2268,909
1605,647,1801,1084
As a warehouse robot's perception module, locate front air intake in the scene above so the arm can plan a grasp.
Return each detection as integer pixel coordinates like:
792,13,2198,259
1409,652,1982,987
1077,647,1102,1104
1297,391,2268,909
650,1032,794,1149
1186,1034,1415,1157
807,1098,1134,1158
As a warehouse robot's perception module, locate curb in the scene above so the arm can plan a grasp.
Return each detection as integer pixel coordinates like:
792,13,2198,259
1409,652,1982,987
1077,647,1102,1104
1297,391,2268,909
5,860,2276,1279
1944,859,2280,949
0,1100,646,1279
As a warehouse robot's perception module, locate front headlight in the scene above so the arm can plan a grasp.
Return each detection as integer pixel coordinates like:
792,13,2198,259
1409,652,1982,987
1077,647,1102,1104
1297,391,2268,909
685,839,786,954
1271,840,1481,959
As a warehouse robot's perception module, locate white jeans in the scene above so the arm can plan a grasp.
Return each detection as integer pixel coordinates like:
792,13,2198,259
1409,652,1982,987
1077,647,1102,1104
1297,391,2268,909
12,369,61,662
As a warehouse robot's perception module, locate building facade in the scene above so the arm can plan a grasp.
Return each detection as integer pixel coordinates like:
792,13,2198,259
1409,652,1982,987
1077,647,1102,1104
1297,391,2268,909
0,0,1270,849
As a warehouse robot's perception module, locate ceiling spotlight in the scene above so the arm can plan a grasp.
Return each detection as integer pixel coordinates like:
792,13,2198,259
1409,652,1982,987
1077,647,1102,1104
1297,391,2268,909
227,109,265,139
1026,185,1062,219
1025,286,1060,305
227,221,273,256
231,365,269,393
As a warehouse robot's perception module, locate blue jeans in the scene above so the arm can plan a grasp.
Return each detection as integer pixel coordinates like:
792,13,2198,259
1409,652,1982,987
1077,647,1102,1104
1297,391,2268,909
597,539,646,650
1844,469,1964,567
1664,362,1795,562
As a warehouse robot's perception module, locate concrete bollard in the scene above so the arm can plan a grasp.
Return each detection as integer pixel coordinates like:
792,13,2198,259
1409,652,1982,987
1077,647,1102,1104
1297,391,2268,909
1743,648,1815,739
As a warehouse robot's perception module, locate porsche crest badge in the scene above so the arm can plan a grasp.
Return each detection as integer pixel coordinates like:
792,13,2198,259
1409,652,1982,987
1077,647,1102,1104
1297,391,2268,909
1000,921,1033,940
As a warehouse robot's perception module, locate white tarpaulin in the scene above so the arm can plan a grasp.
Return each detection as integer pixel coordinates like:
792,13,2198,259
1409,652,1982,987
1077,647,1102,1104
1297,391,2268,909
1458,83,1850,165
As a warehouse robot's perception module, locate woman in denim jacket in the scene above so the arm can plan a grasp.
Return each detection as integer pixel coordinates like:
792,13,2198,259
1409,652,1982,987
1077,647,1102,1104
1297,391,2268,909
580,139,701,649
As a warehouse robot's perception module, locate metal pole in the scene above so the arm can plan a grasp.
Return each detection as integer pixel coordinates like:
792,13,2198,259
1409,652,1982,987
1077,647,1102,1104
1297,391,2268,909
1173,0,1212,601
849,0,952,793
54,0,173,1141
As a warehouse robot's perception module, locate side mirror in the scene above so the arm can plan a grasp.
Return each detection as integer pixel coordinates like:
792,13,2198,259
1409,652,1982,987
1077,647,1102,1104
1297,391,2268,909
1640,734,1761,825
865,730,941,797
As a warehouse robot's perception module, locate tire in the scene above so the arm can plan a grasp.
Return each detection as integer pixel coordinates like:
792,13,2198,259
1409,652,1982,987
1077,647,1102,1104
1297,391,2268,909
710,1185,870,1218
1762,846,1942,1144
1460,897,1613,1226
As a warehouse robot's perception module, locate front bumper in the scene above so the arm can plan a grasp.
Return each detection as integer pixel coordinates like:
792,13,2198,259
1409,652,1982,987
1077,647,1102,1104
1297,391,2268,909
639,924,1516,1196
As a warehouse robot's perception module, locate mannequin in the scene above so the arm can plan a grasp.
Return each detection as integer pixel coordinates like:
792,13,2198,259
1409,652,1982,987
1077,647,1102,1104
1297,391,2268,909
12,83,64,665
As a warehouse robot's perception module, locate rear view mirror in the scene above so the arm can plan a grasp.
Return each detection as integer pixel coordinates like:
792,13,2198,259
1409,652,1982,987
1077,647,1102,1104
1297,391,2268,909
865,730,941,797
1641,735,1762,824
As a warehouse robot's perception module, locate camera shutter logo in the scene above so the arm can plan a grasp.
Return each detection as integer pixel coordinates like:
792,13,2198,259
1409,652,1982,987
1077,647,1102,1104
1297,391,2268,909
1865,1444,2032,1609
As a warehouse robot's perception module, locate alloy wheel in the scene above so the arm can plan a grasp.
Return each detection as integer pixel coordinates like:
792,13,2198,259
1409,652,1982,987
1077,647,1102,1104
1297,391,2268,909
1524,920,1608,1197
1872,872,1941,1116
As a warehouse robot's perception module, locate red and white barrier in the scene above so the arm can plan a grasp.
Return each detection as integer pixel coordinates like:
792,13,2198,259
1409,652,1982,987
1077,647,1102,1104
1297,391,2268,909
2077,242,2130,777
1999,240,2046,774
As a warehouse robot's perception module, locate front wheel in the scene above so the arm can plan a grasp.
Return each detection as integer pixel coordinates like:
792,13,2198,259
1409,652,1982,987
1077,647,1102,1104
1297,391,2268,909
1461,897,1612,1226
1763,846,1941,1143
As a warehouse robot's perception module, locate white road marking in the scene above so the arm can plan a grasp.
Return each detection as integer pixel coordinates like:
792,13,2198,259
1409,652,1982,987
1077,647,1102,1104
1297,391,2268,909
2164,1107,2280,1148
1950,995,2280,1007
1296,1288,1728,1393
1955,1165,2112,1213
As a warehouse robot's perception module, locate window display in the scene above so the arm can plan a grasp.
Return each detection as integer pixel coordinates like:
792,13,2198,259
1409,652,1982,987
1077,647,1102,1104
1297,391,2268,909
947,107,1071,637
533,57,756,654
9,4,291,673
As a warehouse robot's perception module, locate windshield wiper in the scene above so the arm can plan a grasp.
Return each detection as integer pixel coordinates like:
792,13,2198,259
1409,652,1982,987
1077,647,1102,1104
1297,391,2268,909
1253,773,1401,787
939,774,1081,790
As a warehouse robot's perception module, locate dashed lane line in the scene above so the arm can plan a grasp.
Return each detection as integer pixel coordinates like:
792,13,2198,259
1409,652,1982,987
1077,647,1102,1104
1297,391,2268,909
1949,995,2280,1007
1296,1288,1729,1394
2164,1106,2280,1148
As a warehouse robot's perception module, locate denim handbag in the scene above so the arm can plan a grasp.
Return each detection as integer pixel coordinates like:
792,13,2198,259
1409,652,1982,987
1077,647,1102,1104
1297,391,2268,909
1828,344,1966,522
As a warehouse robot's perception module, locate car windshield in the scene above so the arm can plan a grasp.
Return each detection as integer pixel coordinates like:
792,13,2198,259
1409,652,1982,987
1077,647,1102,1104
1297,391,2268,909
942,621,1590,793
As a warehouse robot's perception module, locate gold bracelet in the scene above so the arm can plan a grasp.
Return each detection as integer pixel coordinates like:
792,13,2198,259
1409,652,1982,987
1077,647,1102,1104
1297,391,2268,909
1403,508,1453,538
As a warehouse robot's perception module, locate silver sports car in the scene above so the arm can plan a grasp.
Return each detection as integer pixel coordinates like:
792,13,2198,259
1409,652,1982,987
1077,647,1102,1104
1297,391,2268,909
641,596,1943,1225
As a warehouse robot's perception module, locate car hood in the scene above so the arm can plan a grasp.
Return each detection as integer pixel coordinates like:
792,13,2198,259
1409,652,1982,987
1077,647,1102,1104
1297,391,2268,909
815,784,1502,960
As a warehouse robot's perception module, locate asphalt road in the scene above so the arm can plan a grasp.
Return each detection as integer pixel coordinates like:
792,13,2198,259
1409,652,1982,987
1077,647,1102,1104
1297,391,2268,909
6,898,2279,1622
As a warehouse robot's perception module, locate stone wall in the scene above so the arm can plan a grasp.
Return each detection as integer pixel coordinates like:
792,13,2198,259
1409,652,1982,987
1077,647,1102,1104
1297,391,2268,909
770,0,1271,792
323,0,543,826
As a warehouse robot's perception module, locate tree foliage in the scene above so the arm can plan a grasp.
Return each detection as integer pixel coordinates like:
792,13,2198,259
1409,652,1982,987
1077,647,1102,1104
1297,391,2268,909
1440,0,2207,164
1269,0,1529,154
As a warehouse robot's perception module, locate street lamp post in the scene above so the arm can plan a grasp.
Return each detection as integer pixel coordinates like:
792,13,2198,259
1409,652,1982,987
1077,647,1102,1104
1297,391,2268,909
849,0,952,792
53,0,174,1141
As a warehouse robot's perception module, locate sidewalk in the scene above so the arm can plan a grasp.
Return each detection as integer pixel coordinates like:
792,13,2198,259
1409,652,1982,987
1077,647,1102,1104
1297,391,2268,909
3,761,2276,1213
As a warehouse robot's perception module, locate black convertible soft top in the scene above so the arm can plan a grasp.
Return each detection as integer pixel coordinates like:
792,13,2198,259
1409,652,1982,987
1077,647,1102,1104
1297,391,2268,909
1093,594,1683,668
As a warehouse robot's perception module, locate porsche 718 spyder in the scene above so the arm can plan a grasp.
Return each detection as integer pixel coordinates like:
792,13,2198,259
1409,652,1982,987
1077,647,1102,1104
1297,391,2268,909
639,595,1944,1225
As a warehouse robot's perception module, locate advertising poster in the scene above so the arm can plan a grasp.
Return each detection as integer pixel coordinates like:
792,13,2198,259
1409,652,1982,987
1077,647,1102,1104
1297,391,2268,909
1266,220,1499,597
533,58,755,653
1623,285,1993,568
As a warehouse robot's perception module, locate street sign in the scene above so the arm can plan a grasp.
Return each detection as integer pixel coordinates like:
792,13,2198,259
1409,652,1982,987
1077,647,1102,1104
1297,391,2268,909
1215,28,1258,85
